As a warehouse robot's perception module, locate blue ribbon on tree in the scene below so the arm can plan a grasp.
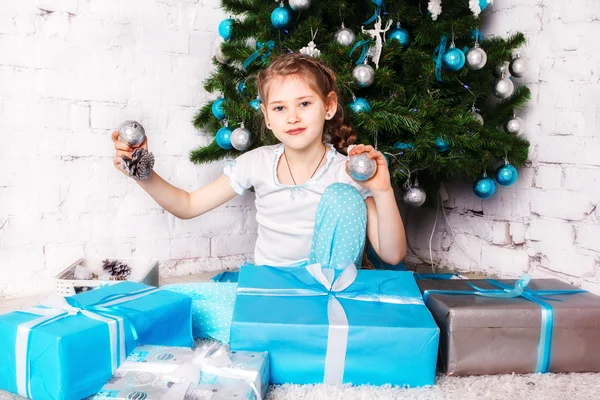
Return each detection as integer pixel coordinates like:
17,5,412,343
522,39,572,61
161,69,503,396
432,34,447,82
349,39,372,65
243,40,275,70
363,0,386,25
422,275,586,373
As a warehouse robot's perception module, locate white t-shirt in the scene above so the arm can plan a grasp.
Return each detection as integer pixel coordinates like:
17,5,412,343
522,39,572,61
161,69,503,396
223,143,372,267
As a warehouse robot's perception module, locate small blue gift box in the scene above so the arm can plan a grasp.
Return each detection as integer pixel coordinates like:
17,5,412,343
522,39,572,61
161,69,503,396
0,282,194,400
230,264,439,387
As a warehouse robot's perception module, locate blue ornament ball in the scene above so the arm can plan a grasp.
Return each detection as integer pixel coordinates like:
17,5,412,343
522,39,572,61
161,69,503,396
387,27,410,48
349,97,371,114
249,98,262,112
212,98,226,120
442,48,465,71
236,81,246,94
271,5,293,29
393,142,414,151
473,176,496,199
218,19,233,40
435,137,450,152
495,164,518,186
479,0,489,11
216,127,233,149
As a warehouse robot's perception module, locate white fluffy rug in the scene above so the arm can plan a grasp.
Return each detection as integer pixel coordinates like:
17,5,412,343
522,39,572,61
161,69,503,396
266,372,600,400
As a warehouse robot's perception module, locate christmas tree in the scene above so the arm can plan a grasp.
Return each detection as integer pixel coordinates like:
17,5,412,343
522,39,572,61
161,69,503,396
191,0,530,205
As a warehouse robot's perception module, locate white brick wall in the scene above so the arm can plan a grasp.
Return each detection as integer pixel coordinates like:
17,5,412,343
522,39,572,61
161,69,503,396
407,0,600,295
1,1,599,298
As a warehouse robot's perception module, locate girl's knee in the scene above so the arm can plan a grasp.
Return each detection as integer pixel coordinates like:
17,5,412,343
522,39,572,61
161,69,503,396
319,183,366,218
322,183,364,203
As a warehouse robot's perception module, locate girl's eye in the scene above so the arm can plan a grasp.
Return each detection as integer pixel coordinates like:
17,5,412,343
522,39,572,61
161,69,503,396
273,106,284,112
300,101,311,107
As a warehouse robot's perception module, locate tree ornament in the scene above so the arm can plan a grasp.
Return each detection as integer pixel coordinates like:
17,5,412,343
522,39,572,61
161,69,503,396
387,22,410,48
334,23,356,46
212,98,226,120
216,126,233,149
473,172,496,199
492,71,514,98
428,0,442,21
214,37,230,64
289,0,311,12
120,147,155,180
237,81,246,94
435,137,450,152
361,15,393,69
504,114,524,135
442,43,465,71
509,53,526,78
469,0,491,17
218,18,233,40
469,107,484,125
393,142,414,154
348,153,377,181
271,2,293,30
231,123,253,152
465,42,487,70
403,180,426,207
299,28,321,58
349,97,371,114
495,161,518,186
118,120,146,147
352,61,375,88
249,97,262,112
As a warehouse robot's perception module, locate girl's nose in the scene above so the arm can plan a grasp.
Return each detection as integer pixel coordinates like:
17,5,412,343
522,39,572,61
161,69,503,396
287,108,300,124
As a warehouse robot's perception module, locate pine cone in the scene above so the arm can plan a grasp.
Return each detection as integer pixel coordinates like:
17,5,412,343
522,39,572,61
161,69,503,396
102,259,132,279
121,148,154,180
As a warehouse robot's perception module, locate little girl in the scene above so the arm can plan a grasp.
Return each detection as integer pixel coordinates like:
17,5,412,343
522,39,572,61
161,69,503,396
112,53,406,271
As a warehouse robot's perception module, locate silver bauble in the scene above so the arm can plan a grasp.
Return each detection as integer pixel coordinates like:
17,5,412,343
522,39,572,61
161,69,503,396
348,153,377,181
509,56,526,78
352,63,375,88
504,116,524,135
469,109,484,125
230,127,252,151
494,61,510,77
465,46,487,71
215,37,230,64
492,77,514,98
289,0,311,12
334,25,356,47
403,184,426,207
118,120,146,147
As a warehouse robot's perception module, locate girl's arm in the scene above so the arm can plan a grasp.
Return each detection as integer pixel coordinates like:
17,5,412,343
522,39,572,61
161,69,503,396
113,131,237,219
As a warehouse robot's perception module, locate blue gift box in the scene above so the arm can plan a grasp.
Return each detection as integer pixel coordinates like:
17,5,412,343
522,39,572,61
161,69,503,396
0,282,194,400
230,264,440,387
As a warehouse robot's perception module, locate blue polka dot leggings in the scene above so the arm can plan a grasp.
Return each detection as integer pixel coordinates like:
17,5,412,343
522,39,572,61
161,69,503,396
308,183,368,269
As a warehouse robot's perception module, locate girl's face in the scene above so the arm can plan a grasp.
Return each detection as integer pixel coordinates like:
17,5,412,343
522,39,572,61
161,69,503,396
261,75,337,152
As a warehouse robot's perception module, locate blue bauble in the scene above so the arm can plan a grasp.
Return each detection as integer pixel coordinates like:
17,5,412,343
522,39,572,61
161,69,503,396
249,98,262,112
435,137,450,152
216,127,233,149
218,19,233,40
479,0,489,11
349,97,371,114
495,164,518,186
271,5,293,29
473,176,496,199
442,48,465,71
393,142,414,151
237,81,246,94
212,98,226,120
387,27,410,48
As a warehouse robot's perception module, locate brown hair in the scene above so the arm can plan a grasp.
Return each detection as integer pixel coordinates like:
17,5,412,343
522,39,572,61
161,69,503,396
257,53,358,155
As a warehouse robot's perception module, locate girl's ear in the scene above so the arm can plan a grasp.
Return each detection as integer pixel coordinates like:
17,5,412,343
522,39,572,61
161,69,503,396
325,91,338,119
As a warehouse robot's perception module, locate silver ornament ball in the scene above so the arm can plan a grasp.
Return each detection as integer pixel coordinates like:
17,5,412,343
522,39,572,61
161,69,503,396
230,127,253,151
334,26,356,47
215,37,230,64
469,109,484,125
289,0,311,12
403,185,426,207
509,57,526,78
492,77,514,99
465,46,487,71
118,120,146,147
504,116,524,135
348,153,377,181
352,63,375,88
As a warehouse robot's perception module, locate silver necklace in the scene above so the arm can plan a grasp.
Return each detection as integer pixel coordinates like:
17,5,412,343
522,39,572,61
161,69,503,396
283,146,327,185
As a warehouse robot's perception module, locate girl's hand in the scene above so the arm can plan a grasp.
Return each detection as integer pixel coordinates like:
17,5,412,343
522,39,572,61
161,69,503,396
111,131,148,176
346,144,392,193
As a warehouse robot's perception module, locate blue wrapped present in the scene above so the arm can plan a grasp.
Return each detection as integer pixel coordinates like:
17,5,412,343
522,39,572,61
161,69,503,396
230,263,440,387
163,282,237,343
0,282,194,400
